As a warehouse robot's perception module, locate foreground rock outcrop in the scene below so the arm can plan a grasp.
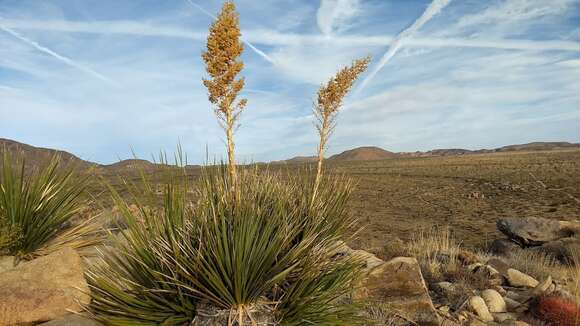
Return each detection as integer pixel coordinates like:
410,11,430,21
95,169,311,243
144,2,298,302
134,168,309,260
355,256,441,326
0,248,91,325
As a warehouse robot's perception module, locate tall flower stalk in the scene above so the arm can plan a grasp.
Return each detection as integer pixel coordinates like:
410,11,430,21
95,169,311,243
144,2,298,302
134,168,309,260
312,57,371,202
202,1,247,189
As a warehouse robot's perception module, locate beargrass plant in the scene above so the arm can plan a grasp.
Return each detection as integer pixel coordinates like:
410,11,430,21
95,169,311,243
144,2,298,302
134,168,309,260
87,1,371,324
87,165,364,325
0,151,102,261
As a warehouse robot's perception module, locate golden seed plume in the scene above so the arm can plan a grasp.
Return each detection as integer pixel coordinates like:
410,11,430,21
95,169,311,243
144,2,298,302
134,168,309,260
312,56,371,201
202,1,247,185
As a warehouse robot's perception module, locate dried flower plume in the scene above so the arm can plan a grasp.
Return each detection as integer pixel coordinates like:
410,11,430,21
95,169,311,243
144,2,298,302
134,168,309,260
312,56,371,201
202,1,247,184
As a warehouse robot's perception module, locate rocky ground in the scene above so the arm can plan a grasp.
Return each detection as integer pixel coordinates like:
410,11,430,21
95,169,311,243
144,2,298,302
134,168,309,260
0,216,578,325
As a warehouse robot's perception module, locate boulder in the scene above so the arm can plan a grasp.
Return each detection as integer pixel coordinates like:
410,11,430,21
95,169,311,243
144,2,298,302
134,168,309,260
481,289,507,313
529,238,580,265
506,269,539,288
39,314,101,326
350,249,385,272
468,296,493,322
0,248,90,325
496,217,579,246
354,257,441,326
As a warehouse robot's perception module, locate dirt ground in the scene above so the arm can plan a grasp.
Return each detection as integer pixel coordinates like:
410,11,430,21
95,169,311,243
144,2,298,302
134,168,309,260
328,150,580,257
92,149,580,260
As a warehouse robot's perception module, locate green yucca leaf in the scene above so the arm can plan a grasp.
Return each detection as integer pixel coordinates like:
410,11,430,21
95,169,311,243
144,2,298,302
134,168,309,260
0,150,101,260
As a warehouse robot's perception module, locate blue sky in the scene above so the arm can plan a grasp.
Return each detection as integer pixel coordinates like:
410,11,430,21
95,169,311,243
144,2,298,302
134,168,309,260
1,0,579,164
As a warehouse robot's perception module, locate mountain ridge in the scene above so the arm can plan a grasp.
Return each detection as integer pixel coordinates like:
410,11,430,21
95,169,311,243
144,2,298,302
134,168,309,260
1,138,579,167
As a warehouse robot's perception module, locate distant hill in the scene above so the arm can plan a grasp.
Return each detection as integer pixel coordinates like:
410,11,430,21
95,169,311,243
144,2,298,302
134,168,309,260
274,156,318,164
426,148,473,156
495,142,580,152
105,159,155,170
2,138,580,170
329,146,397,161
0,138,95,169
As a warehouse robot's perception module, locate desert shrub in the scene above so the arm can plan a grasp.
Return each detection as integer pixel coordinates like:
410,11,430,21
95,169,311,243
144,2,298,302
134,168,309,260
0,151,101,260
87,166,365,325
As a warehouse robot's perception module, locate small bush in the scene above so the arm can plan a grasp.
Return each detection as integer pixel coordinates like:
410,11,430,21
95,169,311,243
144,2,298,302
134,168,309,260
0,151,101,260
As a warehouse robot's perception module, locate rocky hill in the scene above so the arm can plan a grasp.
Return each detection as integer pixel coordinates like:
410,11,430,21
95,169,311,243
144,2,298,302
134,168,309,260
329,146,398,161
495,142,580,152
0,138,95,169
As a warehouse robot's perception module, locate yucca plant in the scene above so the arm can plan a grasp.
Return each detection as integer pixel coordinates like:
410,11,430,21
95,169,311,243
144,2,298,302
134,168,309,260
87,164,364,325
0,151,101,261
87,1,371,324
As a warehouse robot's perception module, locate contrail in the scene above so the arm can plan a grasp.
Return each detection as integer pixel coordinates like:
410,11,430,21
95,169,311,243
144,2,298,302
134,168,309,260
357,0,452,93
185,0,275,64
0,22,118,86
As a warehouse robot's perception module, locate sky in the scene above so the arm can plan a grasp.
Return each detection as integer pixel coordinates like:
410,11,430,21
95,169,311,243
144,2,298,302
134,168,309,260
1,0,579,164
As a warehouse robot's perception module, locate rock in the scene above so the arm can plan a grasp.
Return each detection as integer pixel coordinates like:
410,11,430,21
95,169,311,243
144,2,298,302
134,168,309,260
505,291,529,303
351,249,385,272
468,296,494,322
506,269,539,288
514,322,530,326
504,297,523,311
492,285,507,296
482,289,507,313
529,237,580,265
489,239,523,256
354,257,441,326
492,312,518,322
433,281,457,297
496,217,580,246
0,248,91,325
457,311,469,323
39,314,102,326
529,276,552,297
487,258,510,276
468,319,488,326
0,256,16,273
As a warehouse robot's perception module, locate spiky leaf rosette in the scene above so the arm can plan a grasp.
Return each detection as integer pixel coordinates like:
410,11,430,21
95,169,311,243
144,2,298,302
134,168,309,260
87,165,365,325
0,151,101,260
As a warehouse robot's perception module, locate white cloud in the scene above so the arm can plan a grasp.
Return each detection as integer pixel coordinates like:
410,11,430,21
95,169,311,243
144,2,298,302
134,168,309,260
456,0,574,29
440,0,579,39
558,59,580,68
0,23,118,85
3,18,580,53
316,0,361,35
357,0,452,93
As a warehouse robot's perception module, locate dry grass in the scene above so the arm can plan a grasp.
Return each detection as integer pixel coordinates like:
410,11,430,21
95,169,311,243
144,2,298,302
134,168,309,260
405,227,463,282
